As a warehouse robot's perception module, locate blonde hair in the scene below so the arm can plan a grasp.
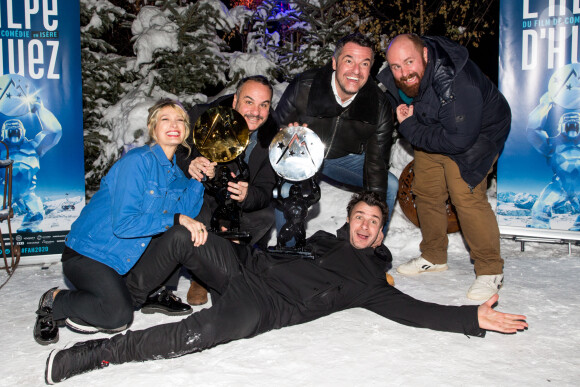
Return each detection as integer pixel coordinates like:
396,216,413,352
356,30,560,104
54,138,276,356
147,98,191,156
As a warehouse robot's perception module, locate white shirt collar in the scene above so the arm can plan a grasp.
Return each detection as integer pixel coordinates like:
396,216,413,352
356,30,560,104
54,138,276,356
331,72,356,108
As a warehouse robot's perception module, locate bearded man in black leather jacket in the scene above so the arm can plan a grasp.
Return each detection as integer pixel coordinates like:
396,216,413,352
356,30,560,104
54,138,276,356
274,33,398,238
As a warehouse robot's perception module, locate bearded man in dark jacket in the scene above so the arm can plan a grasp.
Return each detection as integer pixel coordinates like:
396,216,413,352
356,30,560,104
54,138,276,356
274,33,398,237
377,34,511,301
44,192,527,385
171,76,278,306
176,75,278,244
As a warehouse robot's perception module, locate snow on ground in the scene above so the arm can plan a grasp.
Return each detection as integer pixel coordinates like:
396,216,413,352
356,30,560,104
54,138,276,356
1,182,579,386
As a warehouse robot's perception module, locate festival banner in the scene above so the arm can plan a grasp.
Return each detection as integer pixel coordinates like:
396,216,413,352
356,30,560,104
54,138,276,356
0,0,85,259
497,0,580,240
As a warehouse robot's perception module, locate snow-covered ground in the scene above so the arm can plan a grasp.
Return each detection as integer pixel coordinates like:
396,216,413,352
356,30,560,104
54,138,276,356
1,180,579,386
2,2,577,384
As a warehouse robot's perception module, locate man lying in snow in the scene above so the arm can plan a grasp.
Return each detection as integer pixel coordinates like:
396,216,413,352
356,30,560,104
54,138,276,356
43,191,527,384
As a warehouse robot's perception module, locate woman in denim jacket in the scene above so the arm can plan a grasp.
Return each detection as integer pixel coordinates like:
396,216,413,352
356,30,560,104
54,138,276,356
33,99,206,345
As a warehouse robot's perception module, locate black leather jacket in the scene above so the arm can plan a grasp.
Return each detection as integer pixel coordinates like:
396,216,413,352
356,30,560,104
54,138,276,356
274,63,394,200
377,36,511,187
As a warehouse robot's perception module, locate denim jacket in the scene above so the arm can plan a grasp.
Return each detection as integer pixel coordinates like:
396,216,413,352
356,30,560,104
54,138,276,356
65,144,204,274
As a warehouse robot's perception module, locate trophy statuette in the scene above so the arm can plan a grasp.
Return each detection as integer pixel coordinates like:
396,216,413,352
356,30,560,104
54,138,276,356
269,126,324,255
192,106,251,242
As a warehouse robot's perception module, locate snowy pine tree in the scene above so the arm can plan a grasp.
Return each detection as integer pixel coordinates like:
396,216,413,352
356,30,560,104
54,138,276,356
80,0,136,194
245,0,297,80
246,0,349,81
134,0,234,103
79,0,496,192
84,0,239,190
290,0,349,71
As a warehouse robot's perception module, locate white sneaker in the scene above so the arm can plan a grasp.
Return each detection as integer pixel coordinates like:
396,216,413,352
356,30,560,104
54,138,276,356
396,257,448,275
467,274,504,301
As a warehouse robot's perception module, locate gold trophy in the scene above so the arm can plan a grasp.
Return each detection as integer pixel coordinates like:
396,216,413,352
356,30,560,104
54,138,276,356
192,106,251,241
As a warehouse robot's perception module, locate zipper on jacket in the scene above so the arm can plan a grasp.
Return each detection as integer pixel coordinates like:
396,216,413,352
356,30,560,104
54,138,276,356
323,106,351,159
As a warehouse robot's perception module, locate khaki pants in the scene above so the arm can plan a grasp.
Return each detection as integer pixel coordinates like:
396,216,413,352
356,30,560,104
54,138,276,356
413,150,503,275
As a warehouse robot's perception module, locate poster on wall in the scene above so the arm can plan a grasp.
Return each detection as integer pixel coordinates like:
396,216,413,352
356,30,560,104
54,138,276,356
497,0,580,240
0,0,85,258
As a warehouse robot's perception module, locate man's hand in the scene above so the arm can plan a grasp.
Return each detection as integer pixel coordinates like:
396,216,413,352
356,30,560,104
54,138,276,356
188,157,217,182
372,230,384,248
395,104,414,123
477,294,528,333
179,214,208,247
228,178,249,202
286,122,308,129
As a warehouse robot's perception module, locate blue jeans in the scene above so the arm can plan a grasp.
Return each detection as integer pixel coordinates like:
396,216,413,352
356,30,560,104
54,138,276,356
275,153,398,246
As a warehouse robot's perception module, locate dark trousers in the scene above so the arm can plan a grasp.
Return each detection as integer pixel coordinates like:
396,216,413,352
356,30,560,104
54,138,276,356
125,226,243,303
53,253,135,330
52,226,206,329
106,226,290,363
240,205,275,247
162,199,275,290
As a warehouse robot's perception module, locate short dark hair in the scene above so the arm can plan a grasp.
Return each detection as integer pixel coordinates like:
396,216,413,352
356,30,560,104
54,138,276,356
346,191,389,227
235,75,273,99
333,33,375,64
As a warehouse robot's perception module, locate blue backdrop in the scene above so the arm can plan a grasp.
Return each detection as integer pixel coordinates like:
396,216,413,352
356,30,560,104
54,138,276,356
498,0,580,239
0,0,85,256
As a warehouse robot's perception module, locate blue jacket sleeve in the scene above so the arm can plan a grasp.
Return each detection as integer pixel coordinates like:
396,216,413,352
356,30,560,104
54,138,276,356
175,179,205,219
108,153,175,238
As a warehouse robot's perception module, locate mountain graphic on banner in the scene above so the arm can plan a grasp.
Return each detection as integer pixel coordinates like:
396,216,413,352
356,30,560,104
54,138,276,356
548,63,580,110
0,74,36,117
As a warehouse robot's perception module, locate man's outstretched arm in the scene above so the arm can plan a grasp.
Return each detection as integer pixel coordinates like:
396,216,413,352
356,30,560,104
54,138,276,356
365,286,527,336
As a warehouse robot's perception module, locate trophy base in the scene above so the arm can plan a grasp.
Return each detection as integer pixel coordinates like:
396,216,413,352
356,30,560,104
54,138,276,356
215,231,252,244
267,246,314,259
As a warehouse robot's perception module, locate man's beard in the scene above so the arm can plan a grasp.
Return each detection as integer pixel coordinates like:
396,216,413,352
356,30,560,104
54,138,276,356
336,72,367,98
394,72,422,98
394,56,426,98
337,79,358,98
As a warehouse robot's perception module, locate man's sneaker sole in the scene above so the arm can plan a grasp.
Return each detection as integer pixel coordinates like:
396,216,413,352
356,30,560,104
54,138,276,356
66,318,127,334
140,306,193,316
467,274,504,301
397,264,448,275
45,348,61,384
